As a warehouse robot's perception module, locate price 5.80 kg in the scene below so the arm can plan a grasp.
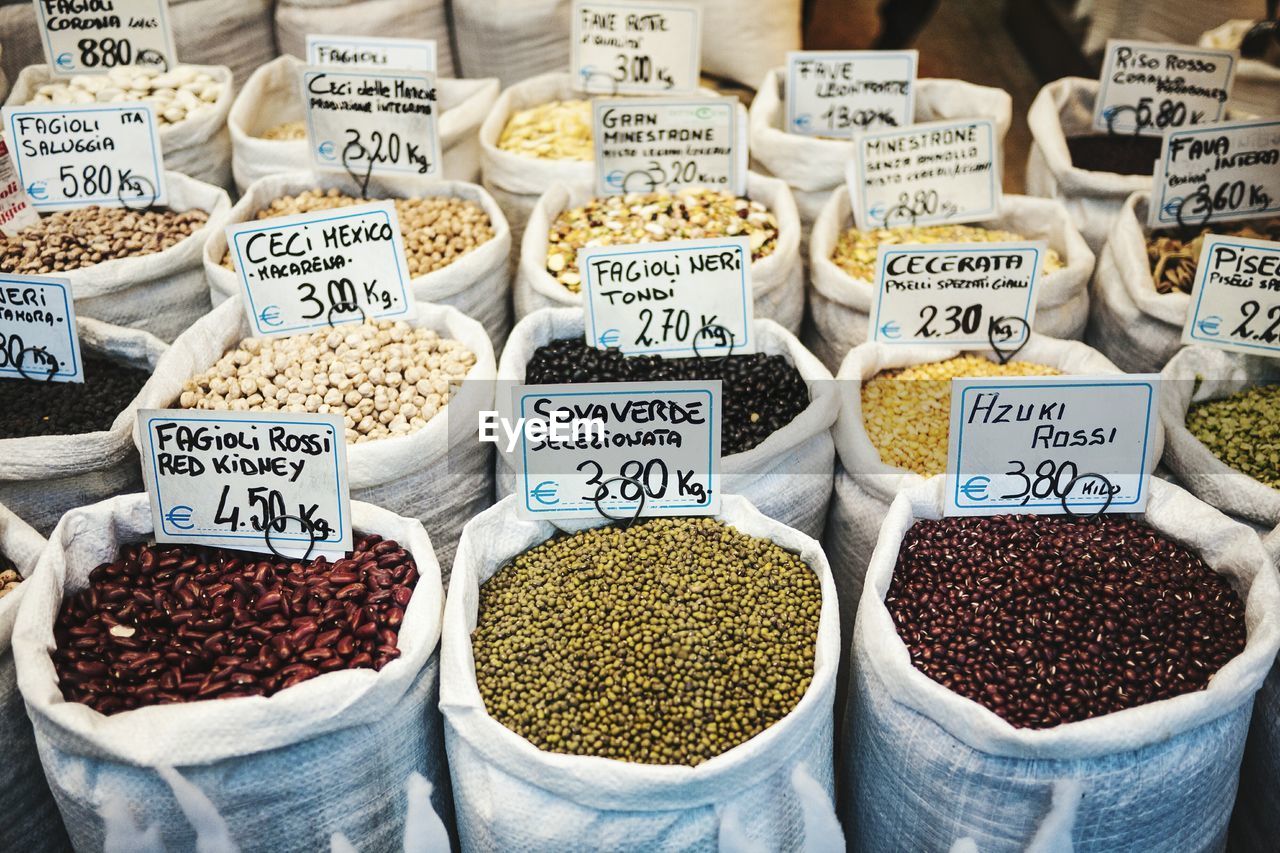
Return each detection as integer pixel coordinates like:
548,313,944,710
59,164,150,200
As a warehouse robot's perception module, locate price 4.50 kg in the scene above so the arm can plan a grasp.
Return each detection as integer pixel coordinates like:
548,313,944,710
213,485,335,540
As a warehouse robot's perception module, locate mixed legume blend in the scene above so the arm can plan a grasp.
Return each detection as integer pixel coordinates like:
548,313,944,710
0,352,151,439
1187,384,1280,488
0,207,209,275
52,533,418,714
1147,218,1280,294
497,99,593,160
22,66,224,127
472,517,821,765
832,223,1064,281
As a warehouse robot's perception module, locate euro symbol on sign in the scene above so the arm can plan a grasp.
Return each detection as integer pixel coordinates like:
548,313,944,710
26,182,47,201
959,476,990,502
1197,315,1222,336
531,481,559,506
259,305,283,327
164,505,195,530
318,141,335,160
879,321,901,340
795,114,811,130
598,329,621,348
55,52,73,70
696,107,712,120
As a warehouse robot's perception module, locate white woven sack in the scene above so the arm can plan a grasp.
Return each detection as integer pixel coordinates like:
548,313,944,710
204,170,513,346
12,493,449,852
229,55,499,194
452,0,569,85
824,336,1133,626
842,476,1280,851
696,0,801,91
750,70,1014,227
6,64,234,191
1026,77,1158,254
806,188,1094,372
0,504,68,852
274,0,455,77
1200,21,1280,120
133,296,495,573
0,318,167,535
514,173,805,332
1088,191,1186,374
440,493,839,852
494,307,838,539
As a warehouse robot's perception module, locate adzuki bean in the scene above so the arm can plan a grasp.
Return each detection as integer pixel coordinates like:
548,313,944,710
52,534,418,714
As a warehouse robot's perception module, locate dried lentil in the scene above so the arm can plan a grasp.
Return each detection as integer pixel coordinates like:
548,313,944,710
0,351,151,439
51,533,418,714
545,188,779,292
0,554,19,601
888,514,1247,728
472,517,821,765
862,354,1061,477
0,207,209,275
525,338,809,454
220,188,495,277
178,321,476,445
1147,218,1280,294
496,99,593,160
1186,383,1280,487
1065,135,1163,175
260,120,308,141
832,223,1064,281
23,66,223,127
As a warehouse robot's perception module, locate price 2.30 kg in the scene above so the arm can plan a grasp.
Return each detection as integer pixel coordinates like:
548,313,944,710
915,304,1018,340
213,485,335,540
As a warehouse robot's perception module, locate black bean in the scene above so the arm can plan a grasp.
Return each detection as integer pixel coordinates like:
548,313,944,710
0,351,151,439
1065,135,1163,176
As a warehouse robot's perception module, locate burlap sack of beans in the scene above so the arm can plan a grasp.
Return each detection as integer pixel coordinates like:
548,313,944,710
440,493,841,852
0,317,168,535
806,189,1094,372
513,173,804,334
12,494,451,852
6,63,235,191
203,170,513,347
844,476,1280,852
494,307,839,540
134,296,495,573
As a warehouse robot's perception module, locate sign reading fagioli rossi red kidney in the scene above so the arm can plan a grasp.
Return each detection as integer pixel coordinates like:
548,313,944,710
31,0,176,75
784,49,917,137
1182,235,1280,357
869,241,1046,347
226,201,416,338
571,0,701,95
1,102,166,210
0,273,83,384
1092,39,1236,137
945,375,1160,517
301,67,442,178
507,380,721,521
138,409,353,559
581,235,755,358
306,34,437,72
592,96,745,195
847,118,1000,230
1150,118,1280,229
0,139,40,236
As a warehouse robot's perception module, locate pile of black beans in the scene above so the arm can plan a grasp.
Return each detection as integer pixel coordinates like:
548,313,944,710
524,339,810,454
1065,135,1163,175
0,352,151,438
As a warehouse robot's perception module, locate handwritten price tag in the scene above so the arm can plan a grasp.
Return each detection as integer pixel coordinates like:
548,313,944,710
571,0,701,95
1093,40,1236,136
869,242,1045,347
848,118,1000,230
301,67,441,180
226,200,416,338
306,34,437,71
2,103,166,210
509,381,721,521
945,376,1160,517
1182,234,1280,357
33,0,176,75
1150,118,1280,229
785,50,917,137
592,96,745,195
0,273,82,383
139,409,352,559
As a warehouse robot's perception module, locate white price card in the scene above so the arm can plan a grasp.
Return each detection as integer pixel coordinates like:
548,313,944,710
226,200,415,338
571,0,700,95
138,409,353,559
1182,234,1280,357
785,50,917,137
301,66,442,179
32,0,176,75
1150,118,1280,229
869,241,1046,347
581,236,754,358
0,139,40,236
306,34,437,71
2,102,166,210
0,274,82,383
592,96,746,195
848,118,1000,230
945,375,1160,517
1093,40,1236,136
508,381,721,521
